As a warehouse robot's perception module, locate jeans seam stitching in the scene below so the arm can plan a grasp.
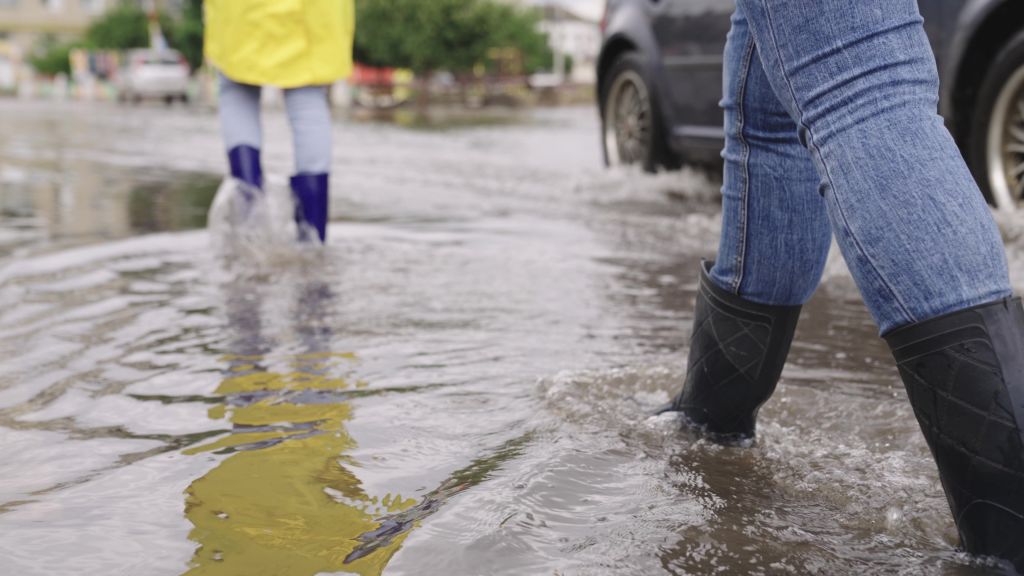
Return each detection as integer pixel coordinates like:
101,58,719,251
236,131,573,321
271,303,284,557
732,33,757,295
756,0,917,326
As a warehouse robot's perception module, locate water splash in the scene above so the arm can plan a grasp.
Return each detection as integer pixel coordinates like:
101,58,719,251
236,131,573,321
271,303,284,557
206,178,324,275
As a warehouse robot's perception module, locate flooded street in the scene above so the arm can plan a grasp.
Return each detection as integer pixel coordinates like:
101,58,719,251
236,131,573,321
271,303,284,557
1,100,1023,575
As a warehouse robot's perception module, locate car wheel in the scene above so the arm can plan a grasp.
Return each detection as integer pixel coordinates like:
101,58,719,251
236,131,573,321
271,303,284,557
600,52,679,172
970,30,1024,212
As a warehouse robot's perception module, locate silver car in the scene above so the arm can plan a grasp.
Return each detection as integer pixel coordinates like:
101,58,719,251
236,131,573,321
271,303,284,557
117,49,190,104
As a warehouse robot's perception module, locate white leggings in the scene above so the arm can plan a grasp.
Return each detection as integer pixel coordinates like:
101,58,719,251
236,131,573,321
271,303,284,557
218,73,332,174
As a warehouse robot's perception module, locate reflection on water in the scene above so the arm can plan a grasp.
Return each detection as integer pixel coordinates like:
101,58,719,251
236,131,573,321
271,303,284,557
182,276,410,575
0,159,218,254
183,356,410,575
2,101,1023,575
344,433,532,564
181,273,537,575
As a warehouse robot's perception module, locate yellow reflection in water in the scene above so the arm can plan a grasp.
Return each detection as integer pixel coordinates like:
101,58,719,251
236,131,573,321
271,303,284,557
182,356,413,576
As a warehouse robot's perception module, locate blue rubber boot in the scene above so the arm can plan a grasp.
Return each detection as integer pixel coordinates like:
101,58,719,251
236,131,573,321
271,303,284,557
290,173,329,242
228,145,263,200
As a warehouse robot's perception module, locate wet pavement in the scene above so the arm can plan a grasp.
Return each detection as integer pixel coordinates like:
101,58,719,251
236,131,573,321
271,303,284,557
0,100,1023,575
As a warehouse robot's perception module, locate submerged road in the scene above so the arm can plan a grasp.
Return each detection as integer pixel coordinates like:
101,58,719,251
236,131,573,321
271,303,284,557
0,100,1022,575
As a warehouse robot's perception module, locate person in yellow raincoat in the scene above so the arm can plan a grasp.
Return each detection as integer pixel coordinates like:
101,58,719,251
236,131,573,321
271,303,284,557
204,0,355,243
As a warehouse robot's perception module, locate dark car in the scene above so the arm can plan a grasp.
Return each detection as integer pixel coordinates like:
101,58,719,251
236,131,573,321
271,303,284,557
597,0,1024,212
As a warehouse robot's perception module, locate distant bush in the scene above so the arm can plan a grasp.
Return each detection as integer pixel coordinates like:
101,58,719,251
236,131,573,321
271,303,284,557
28,35,76,77
85,4,150,50
355,0,552,76
166,0,203,71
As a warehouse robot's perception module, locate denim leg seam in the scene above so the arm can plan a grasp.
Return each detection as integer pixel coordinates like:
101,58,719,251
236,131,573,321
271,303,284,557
755,0,917,326
731,34,758,295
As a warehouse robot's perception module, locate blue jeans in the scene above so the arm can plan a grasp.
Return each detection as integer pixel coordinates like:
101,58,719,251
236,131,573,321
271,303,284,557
709,0,1011,334
218,73,332,174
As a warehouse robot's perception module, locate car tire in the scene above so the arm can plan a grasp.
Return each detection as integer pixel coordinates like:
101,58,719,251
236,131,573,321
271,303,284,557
600,52,680,172
969,30,1024,212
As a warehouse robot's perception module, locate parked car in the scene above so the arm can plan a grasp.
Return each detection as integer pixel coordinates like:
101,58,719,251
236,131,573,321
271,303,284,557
598,0,1024,211
117,49,190,105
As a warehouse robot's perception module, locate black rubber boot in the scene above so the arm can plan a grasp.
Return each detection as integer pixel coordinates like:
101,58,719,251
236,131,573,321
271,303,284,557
666,261,801,441
884,297,1024,571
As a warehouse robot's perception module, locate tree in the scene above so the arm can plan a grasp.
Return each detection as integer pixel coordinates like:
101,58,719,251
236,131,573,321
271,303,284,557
166,0,204,71
485,3,552,75
28,35,75,77
354,0,552,79
85,4,151,50
356,0,492,74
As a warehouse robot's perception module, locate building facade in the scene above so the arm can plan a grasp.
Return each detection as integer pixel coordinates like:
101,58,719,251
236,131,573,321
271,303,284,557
0,0,111,50
537,5,600,85
499,0,601,85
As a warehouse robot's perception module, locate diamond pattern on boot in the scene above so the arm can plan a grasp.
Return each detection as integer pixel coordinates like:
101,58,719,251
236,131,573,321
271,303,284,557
894,333,1024,561
671,262,801,439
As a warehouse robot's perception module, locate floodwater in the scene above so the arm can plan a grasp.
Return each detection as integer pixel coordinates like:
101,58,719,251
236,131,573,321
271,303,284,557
1,100,1023,576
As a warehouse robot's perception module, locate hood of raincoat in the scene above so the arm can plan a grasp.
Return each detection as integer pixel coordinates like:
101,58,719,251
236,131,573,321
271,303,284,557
204,0,354,88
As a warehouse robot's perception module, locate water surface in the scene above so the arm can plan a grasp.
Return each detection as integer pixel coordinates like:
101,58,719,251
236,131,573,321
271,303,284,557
0,100,1021,575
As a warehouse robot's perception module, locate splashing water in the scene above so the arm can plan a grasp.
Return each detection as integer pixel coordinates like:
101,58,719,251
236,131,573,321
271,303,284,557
207,178,324,274
1,101,1019,576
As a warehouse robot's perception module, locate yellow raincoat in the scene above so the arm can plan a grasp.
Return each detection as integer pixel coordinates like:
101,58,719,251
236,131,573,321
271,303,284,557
204,0,355,88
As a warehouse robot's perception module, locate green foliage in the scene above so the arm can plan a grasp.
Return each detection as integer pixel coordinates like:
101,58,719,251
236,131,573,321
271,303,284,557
355,0,552,75
487,4,552,74
28,1,205,76
166,0,204,70
85,4,151,50
28,35,76,77
63,1,203,71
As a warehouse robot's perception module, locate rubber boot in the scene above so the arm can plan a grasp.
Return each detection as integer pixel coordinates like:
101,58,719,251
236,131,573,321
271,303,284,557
228,145,263,192
290,172,329,243
884,298,1024,571
214,145,263,226
665,261,802,442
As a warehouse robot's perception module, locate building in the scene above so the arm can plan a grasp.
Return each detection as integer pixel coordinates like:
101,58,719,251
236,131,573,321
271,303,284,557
0,0,112,55
536,5,600,85
500,1,600,85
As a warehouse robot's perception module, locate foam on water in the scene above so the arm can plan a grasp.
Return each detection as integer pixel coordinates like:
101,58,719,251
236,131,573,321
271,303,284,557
529,362,990,575
206,178,327,277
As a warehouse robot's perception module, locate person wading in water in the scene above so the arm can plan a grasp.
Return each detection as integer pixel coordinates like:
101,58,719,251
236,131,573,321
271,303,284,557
204,0,355,243
661,0,1024,570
